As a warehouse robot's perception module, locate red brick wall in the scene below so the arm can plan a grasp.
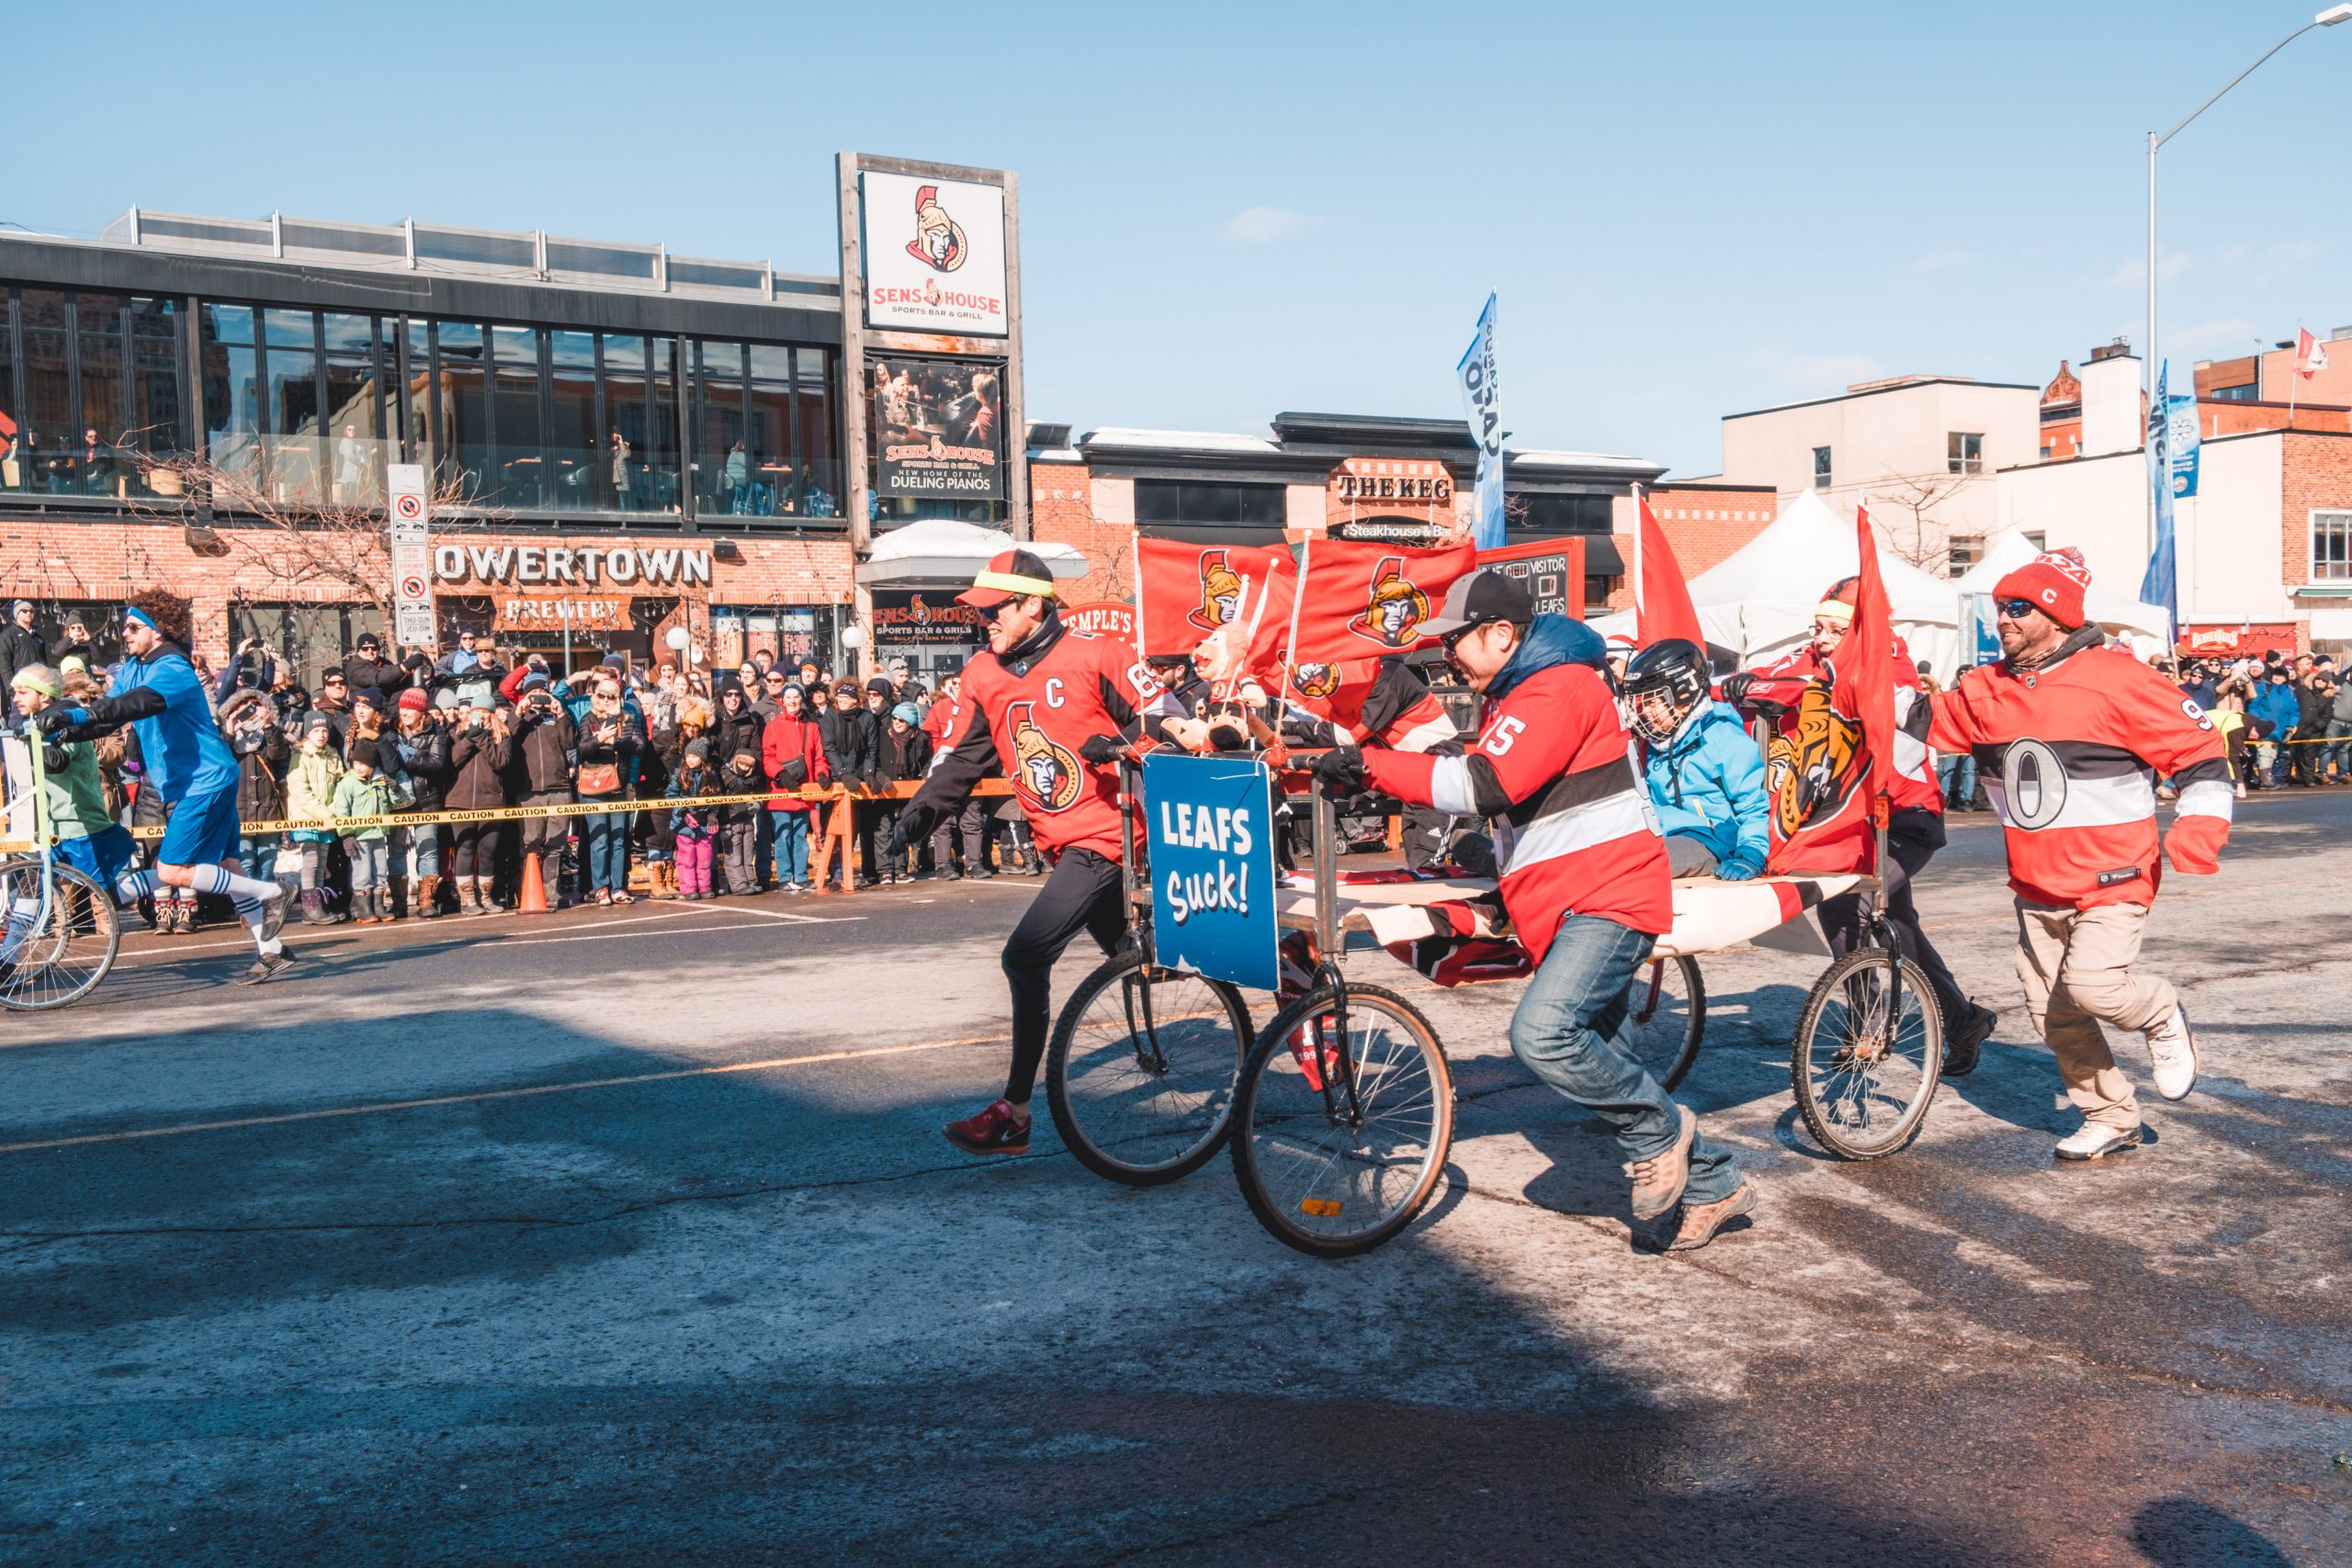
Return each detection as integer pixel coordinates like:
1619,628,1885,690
2279,434,2352,649
0,509,855,660
1030,461,1135,604
1604,485,1774,608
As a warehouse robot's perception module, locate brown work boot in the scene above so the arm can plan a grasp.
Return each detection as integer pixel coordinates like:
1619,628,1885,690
1654,1182,1758,1252
1625,1104,1698,1221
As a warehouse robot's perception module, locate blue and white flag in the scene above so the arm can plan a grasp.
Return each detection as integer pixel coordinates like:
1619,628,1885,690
2141,359,2178,638
1456,294,1506,550
2167,377,2200,500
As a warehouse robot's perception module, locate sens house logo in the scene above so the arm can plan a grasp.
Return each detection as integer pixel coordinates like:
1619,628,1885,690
1006,702,1083,812
1290,662,1342,700
905,185,968,274
1188,548,1247,632
1348,556,1431,649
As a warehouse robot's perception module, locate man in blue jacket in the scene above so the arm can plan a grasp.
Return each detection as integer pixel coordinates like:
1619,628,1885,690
52,592,294,982
1621,639,1767,880
2248,667,2302,789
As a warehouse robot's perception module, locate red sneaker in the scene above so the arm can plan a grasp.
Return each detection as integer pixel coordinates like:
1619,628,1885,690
944,1099,1032,1156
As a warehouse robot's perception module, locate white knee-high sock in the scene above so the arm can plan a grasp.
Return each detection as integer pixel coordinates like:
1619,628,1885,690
115,869,158,907
188,864,284,905
229,894,281,955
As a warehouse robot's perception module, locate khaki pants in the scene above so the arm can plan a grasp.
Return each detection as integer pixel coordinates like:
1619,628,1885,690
2012,899,2177,1130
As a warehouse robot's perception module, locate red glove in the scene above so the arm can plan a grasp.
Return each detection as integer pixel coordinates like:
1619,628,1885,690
2164,814,2228,875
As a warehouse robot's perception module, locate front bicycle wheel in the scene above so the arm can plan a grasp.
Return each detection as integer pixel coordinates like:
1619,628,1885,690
1792,949,1942,1159
1045,952,1251,1187
1231,981,1453,1258
0,857,121,1012
1624,954,1704,1092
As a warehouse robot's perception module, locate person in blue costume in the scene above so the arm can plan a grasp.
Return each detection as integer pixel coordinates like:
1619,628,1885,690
50,589,296,983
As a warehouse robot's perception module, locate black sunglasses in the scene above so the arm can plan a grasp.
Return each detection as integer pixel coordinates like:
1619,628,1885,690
1441,620,1493,660
1996,598,2038,620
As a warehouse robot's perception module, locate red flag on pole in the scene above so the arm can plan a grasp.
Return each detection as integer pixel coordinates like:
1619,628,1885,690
1284,536,1477,666
1763,500,1896,875
1838,499,1897,810
1134,538,1291,659
2297,327,2331,379
1633,486,1705,649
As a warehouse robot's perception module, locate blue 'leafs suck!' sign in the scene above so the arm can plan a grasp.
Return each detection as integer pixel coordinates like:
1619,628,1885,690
1144,752,1278,992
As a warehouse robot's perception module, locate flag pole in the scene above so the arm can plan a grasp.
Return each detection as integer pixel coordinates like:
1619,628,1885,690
1630,482,1645,645
1859,492,1889,917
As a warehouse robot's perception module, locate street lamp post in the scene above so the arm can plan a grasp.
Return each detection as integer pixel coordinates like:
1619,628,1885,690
2146,5,2352,556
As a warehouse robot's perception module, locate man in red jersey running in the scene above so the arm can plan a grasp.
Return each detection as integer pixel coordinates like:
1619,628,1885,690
891,550,1182,1156
1904,549,2227,1161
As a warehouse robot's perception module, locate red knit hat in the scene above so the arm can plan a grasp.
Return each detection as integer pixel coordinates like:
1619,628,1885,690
1993,547,2091,630
397,687,429,712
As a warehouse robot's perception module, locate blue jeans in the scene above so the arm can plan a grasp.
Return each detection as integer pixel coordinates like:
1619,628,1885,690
237,835,279,884
1935,751,1976,808
771,808,812,885
393,823,440,879
582,811,631,894
1509,914,1744,1208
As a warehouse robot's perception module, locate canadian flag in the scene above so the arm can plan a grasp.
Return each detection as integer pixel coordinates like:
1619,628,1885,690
2298,328,2331,379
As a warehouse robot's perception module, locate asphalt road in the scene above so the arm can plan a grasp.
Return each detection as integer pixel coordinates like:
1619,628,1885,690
3,791,2350,1565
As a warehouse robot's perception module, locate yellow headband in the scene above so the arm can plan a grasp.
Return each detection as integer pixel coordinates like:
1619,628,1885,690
972,570,1057,598
1814,601,1854,626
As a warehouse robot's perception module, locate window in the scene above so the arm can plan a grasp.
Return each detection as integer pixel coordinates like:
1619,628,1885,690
2039,445,2052,460
1812,446,1832,489
1948,536,1983,578
1511,493,1614,534
2314,512,2352,582
201,302,260,486
1134,479,1286,527
231,601,386,690
2211,383,2257,402
2023,531,2046,551
1947,432,1984,475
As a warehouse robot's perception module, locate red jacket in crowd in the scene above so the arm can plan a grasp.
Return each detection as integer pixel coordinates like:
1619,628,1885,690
762,711,829,813
1909,635,2232,908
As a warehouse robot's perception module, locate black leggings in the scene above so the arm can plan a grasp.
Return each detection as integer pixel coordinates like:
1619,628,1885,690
1818,807,1968,1027
453,822,506,879
1001,847,1127,1104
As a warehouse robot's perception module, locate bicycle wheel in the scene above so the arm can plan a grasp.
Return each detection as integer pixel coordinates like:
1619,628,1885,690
1231,982,1453,1258
1045,952,1251,1187
1791,948,1943,1160
1624,954,1704,1092
0,857,121,1012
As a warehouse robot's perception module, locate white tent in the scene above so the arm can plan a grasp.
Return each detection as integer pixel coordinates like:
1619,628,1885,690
1593,490,1961,674
1951,530,2175,651
854,519,1090,585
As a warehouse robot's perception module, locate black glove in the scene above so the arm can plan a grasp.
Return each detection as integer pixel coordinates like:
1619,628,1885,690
893,802,936,852
1312,745,1367,795
1716,673,1754,707
1079,734,1126,765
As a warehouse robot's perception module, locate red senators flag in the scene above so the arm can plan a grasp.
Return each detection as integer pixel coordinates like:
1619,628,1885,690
1840,500,1897,807
1134,538,1292,659
1284,536,1477,666
1634,487,1705,649
1764,502,1896,875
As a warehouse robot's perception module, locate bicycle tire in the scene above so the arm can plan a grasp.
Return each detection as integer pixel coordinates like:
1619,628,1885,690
1045,952,1251,1187
1231,981,1453,1258
0,858,121,1012
1625,954,1705,1092
1791,948,1943,1160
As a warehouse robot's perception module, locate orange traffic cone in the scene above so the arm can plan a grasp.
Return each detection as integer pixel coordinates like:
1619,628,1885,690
518,851,550,915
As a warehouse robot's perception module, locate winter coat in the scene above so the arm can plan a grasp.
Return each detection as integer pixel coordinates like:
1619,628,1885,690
0,622,46,686
763,712,830,811
446,720,514,809
666,768,719,838
285,747,345,836
220,690,289,823
339,651,407,699
10,714,108,840
1639,697,1769,878
2333,682,2352,727
2295,682,2334,737
717,761,765,824
711,702,765,780
386,720,453,811
331,771,392,843
881,724,933,784
572,707,645,800
2249,681,2301,741
512,703,577,796
819,704,879,786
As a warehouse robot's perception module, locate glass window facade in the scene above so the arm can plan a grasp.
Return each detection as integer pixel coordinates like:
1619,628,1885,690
1133,479,1286,527
0,277,841,525
1511,493,1614,535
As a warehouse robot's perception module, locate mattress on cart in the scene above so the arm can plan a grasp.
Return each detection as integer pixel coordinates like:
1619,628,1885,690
1276,866,1868,962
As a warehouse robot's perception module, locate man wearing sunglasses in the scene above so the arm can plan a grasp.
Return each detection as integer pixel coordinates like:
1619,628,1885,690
1904,549,2228,1162
1720,579,1996,1076
1318,570,1757,1251
891,550,1184,1156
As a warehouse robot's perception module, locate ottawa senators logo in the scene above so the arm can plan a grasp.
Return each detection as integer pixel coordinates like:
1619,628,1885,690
905,185,968,274
1763,680,1867,840
1005,701,1083,814
1187,549,1247,633
1347,557,1431,649
1290,662,1342,700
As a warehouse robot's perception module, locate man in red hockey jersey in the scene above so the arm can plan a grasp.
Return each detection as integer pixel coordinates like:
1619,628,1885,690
1317,570,1757,1249
1906,550,2226,1161
892,550,1182,1156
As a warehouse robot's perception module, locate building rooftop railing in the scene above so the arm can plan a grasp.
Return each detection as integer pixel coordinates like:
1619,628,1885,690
89,207,839,309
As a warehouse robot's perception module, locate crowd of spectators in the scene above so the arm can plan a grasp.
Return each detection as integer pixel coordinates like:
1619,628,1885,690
2172,649,2352,795
6,606,1045,933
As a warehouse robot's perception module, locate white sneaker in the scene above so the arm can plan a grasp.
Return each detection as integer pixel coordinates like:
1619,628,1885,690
2145,1004,2199,1101
2055,1122,2144,1161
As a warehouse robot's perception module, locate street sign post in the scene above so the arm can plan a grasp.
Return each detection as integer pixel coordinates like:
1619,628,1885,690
386,464,435,646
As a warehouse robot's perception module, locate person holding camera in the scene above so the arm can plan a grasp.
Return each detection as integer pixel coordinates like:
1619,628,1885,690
573,675,644,906
511,672,576,906
447,694,514,915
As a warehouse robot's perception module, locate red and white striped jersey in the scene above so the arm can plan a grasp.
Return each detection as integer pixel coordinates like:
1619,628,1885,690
1282,656,1458,753
1912,640,2232,908
1366,660,1671,961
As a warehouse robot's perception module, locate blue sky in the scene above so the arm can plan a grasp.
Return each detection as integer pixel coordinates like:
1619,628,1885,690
10,1,2346,476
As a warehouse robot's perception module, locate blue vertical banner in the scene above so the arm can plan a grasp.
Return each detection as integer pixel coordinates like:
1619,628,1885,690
1456,294,1506,550
2167,380,2200,500
2141,359,2179,640
1144,752,1279,992
1959,593,2003,667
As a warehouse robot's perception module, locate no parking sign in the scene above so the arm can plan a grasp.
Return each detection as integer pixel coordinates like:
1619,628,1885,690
1144,752,1279,992
386,464,435,644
